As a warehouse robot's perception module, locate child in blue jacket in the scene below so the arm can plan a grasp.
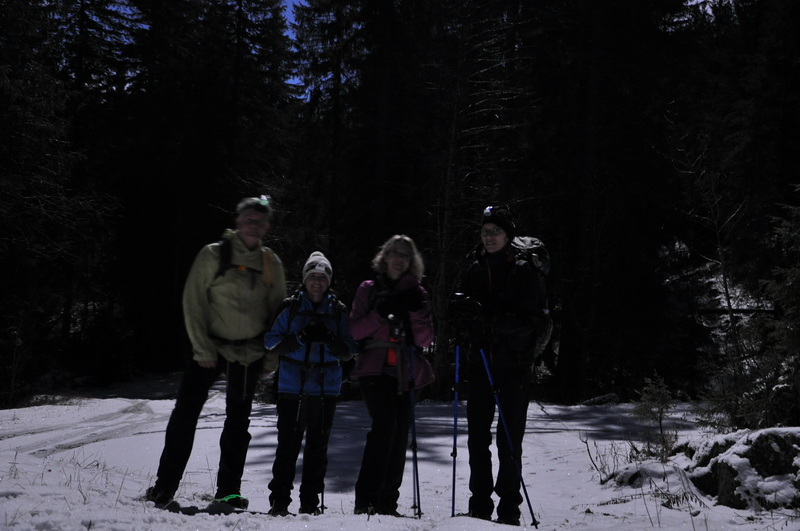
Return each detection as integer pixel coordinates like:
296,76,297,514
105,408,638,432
264,251,358,516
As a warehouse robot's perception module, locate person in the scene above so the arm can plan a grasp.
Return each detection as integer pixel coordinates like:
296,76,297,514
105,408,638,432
263,251,358,516
348,235,435,516
145,196,286,510
456,205,548,526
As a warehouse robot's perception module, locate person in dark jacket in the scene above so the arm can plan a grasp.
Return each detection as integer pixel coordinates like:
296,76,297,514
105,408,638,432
458,205,547,526
145,196,286,511
348,235,435,516
264,251,358,516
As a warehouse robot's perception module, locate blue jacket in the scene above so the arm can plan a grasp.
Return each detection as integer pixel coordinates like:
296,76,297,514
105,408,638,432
265,291,358,396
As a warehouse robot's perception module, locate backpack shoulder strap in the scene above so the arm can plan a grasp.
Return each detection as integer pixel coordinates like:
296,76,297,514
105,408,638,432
285,290,304,327
328,292,348,317
268,290,304,331
262,246,276,287
327,292,349,333
216,238,233,279
363,279,385,313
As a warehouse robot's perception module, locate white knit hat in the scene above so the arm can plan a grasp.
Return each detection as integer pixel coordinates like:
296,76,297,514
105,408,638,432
302,251,332,283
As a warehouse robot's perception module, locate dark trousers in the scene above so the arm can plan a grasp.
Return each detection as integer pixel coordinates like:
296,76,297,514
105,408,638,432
354,375,411,512
155,358,261,496
467,360,530,521
269,394,337,509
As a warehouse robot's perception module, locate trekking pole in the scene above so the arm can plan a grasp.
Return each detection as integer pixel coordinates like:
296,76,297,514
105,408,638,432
479,349,538,528
319,342,326,514
451,345,460,517
407,344,422,519
296,341,311,425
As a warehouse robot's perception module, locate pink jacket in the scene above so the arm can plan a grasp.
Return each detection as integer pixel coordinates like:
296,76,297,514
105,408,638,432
348,273,435,389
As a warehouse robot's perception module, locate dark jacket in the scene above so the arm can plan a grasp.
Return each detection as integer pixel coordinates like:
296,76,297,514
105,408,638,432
460,243,546,369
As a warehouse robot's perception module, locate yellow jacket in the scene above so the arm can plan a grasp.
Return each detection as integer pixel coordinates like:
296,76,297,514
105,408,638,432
183,229,286,372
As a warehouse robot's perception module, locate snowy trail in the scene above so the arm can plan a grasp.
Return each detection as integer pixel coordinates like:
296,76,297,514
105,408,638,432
0,387,793,530
1,400,173,457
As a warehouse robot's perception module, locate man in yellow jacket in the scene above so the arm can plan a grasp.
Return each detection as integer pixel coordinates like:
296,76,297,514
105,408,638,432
146,196,286,510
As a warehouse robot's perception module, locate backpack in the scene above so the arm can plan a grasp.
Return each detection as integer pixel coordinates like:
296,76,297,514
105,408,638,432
269,290,349,397
215,237,277,287
511,236,551,276
510,236,553,358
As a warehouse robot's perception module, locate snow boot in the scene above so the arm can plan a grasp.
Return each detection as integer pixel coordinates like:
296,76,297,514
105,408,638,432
145,484,177,508
213,493,249,510
299,503,322,515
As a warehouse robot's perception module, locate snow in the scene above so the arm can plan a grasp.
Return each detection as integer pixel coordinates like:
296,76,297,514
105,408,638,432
0,375,797,530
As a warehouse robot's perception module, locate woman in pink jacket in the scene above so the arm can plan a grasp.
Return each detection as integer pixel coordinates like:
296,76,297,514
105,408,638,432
348,234,435,516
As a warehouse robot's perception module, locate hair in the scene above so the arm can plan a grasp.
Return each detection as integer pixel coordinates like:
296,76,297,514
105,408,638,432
371,234,425,281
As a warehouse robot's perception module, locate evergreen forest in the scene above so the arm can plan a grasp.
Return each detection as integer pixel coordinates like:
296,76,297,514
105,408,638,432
2,0,800,430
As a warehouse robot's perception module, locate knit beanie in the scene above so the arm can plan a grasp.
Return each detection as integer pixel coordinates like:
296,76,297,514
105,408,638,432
302,251,333,283
481,205,516,240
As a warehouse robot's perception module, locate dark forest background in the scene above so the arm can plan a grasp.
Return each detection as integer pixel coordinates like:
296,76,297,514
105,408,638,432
2,0,800,429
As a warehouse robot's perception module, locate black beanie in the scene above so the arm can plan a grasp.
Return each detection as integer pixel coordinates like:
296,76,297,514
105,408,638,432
481,205,516,239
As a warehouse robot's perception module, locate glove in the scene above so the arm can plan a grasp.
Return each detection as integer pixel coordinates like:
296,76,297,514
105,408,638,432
450,293,482,321
269,334,300,356
375,293,402,319
492,313,533,338
331,340,355,361
297,322,335,344
397,286,425,312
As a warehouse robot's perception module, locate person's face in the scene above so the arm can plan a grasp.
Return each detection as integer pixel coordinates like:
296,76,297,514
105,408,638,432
480,223,508,254
385,243,412,280
235,208,270,250
304,272,329,302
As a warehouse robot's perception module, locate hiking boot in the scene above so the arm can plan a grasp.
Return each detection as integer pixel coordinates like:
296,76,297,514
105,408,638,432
467,509,492,521
213,493,249,510
495,516,521,526
298,504,322,515
268,505,291,516
145,485,176,507
354,504,375,515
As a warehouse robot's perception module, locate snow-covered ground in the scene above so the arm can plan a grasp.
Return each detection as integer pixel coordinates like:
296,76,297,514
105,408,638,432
0,374,796,530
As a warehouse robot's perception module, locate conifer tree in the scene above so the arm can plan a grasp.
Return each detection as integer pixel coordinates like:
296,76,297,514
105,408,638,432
0,0,115,404
120,0,295,365
287,0,365,280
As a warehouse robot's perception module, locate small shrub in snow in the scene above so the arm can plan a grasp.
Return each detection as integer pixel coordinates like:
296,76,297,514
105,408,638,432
633,375,678,462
